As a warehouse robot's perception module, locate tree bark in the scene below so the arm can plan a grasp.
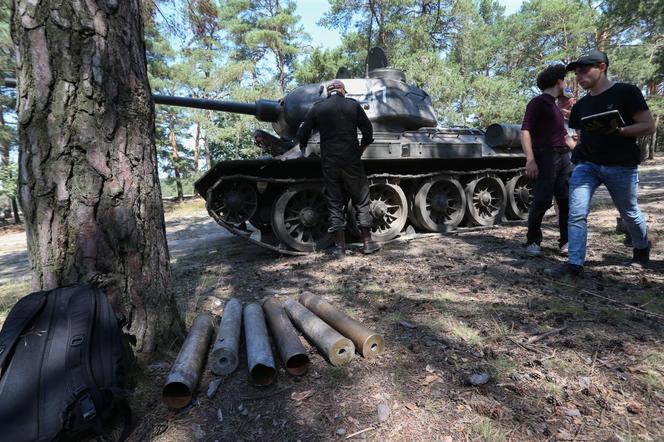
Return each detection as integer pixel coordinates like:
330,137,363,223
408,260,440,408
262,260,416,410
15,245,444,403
204,134,213,170
11,196,20,224
193,121,200,172
650,115,659,160
168,113,184,202
12,0,182,354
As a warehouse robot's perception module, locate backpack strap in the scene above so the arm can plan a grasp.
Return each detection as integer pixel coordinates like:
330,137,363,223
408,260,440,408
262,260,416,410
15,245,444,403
0,291,47,372
62,286,102,431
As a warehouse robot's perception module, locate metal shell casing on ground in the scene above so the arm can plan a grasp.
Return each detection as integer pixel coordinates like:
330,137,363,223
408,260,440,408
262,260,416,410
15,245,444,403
283,299,354,366
162,314,214,409
211,298,242,375
298,292,384,358
243,303,276,385
263,298,310,375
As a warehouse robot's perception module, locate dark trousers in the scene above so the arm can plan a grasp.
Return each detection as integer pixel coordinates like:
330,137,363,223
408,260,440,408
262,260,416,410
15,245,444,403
322,162,372,232
526,150,573,247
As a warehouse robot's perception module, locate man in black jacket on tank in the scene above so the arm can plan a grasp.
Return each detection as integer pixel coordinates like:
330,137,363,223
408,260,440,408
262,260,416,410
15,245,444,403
297,79,380,258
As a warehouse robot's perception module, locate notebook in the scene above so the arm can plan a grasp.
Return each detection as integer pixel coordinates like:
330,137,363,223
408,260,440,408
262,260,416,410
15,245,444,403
580,109,625,134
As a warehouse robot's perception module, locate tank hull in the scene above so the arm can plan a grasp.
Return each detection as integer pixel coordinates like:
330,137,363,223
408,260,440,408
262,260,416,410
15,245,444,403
194,128,530,253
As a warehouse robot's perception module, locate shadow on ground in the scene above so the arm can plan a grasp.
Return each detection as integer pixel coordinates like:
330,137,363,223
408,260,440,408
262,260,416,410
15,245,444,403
129,212,664,441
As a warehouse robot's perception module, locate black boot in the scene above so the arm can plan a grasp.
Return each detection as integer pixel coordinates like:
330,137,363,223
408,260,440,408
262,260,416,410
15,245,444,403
333,230,346,259
631,242,650,268
361,228,380,254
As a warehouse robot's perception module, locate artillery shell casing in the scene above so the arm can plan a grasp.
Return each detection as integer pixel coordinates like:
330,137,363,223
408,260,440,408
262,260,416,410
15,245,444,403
263,298,310,376
283,299,354,366
162,314,214,409
244,303,276,385
299,292,384,358
211,297,242,375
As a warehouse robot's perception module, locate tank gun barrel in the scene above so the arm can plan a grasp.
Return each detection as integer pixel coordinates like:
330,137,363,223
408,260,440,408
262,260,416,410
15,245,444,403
152,94,281,123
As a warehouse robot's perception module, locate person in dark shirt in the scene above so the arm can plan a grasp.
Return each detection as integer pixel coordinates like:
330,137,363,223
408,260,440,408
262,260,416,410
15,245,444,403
521,64,576,257
547,50,656,278
297,79,379,258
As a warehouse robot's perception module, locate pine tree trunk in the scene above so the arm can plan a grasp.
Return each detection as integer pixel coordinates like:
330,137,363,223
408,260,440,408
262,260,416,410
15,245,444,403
11,196,20,224
193,121,200,172
204,134,213,170
168,114,184,202
650,115,659,160
11,0,182,354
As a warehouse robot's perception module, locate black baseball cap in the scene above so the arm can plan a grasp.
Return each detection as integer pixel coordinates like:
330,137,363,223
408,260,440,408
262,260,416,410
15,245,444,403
566,50,609,71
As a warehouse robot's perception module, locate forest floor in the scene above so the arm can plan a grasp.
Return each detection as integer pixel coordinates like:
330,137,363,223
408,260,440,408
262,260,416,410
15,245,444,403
1,157,663,441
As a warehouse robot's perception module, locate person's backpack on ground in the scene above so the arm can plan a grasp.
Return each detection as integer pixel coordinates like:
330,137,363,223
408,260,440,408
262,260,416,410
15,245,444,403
0,284,131,441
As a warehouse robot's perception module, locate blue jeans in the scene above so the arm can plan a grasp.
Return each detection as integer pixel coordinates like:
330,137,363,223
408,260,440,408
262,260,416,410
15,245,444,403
568,162,648,266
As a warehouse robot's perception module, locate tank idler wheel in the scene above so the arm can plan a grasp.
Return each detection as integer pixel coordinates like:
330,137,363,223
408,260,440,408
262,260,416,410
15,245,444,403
412,177,466,232
270,184,333,252
505,173,533,220
209,180,258,225
464,175,507,226
348,182,408,242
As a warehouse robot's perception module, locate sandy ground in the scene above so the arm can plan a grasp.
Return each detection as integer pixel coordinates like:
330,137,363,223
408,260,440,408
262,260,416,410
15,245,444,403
1,158,663,442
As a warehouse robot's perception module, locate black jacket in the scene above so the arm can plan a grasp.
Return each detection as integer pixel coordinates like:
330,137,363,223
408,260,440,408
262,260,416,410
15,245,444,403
297,93,374,166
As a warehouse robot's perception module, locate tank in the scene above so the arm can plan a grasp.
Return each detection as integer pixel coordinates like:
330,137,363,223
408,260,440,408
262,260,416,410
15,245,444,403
154,48,533,253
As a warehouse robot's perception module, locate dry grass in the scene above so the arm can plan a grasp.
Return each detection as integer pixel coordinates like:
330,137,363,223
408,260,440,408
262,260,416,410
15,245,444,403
0,279,31,324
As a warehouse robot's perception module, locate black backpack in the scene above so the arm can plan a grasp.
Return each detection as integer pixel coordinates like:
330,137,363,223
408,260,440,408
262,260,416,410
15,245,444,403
0,285,131,441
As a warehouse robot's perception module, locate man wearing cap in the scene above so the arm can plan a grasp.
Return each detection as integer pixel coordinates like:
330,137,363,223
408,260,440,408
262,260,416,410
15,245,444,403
297,79,379,258
521,64,576,258
547,50,656,278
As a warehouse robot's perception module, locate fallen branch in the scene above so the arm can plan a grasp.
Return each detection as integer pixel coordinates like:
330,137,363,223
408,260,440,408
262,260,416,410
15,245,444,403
346,426,375,439
527,323,568,343
554,281,664,322
507,336,546,355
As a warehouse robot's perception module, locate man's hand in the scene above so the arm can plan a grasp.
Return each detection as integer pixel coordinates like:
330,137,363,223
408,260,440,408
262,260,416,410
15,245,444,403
526,158,539,180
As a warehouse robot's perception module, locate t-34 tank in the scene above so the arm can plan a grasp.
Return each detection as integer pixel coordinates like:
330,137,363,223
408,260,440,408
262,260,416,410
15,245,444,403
154,48,532,254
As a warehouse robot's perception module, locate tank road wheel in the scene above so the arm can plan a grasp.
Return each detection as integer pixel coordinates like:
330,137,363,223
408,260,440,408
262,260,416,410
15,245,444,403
505,173,533,220
464,175,507,226
349,183,408,242
270,184,333,252
209,180,257,225
412,177,467,232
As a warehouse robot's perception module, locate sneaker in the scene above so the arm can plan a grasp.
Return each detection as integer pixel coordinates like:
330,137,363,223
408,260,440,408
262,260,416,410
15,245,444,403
559,243,569,256
526,243,542,257
544,263,583,279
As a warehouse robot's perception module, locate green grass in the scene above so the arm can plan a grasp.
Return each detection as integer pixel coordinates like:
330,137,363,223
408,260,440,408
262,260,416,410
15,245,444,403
542,379,563,396
163,198,206,216
160,176,198,199
642,370,664,393
639,352,664,393
445,319,483,345
630,292,664,315
0,279,32,325
471,417,507,442
487,357,517,381
542,300,586,316
362,283,385,297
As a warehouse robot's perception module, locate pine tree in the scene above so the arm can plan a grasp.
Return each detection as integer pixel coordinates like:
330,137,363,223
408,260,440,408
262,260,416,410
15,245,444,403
11,0,181,353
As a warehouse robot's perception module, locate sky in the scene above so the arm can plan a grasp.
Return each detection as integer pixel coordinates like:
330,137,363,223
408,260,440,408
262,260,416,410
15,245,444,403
295,0,525,49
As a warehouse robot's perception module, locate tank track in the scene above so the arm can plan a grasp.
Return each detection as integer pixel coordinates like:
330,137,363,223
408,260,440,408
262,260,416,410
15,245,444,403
204,166,532,255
